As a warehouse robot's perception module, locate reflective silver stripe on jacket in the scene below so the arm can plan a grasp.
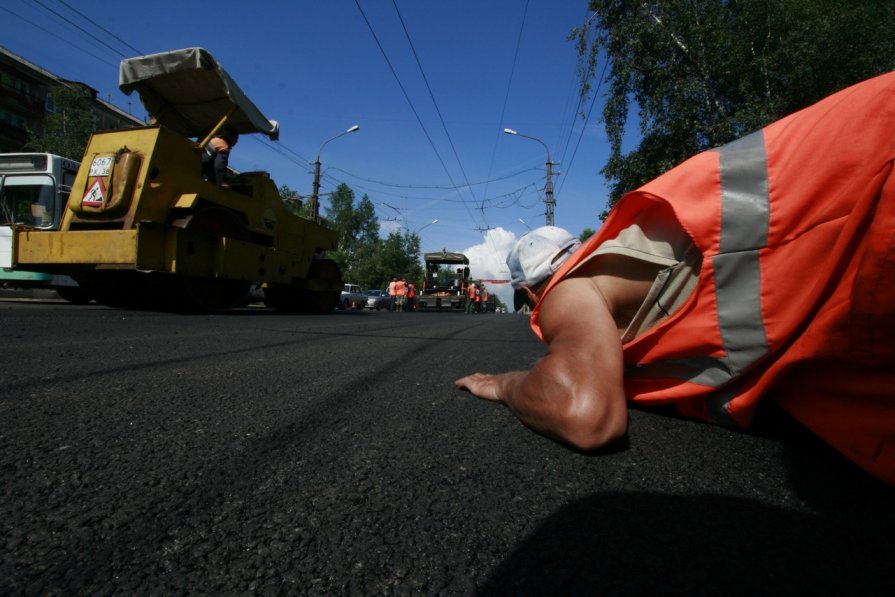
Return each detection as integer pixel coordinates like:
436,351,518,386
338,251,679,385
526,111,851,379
626,131,771,424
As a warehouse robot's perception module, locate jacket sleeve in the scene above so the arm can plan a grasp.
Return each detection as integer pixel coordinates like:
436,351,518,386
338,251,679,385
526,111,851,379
213,148,230,184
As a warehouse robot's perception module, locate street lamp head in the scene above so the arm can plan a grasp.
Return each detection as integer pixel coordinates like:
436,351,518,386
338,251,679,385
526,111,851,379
311,124,362,220
504,127,550,158
414,218,440,234
504,129,555,227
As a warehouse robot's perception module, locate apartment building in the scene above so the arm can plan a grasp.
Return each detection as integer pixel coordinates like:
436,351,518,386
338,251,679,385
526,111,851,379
0,46,143,153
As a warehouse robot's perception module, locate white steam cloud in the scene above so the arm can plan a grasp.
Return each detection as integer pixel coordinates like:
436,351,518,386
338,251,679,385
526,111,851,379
462,227,518,310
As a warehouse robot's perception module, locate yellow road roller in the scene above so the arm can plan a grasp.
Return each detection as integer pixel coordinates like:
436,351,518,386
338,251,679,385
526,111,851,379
13,47,342,312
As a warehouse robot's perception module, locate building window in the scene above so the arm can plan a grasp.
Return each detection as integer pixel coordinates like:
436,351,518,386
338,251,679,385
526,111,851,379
0,109,28,129
0,72,31,95
46,93,56,113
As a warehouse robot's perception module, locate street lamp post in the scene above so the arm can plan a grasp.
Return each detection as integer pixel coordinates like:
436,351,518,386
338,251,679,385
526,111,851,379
414,218,439,234
503,128,555,226
413,220,439,255
311,124,360,219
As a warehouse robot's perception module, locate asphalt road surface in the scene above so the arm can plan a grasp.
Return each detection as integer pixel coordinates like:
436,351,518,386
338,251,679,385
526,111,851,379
1,299,893,595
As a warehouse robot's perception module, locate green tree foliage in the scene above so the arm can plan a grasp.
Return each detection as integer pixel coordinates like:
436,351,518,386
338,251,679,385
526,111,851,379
377,230,424,289
349,195,384,287
579,227,596,243
278,184,310,218
320,182,425,288
573,0,895,213
324,184,383,286
25,85,95,160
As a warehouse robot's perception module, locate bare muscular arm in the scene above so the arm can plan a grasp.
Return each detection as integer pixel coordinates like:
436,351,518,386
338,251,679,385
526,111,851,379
454,254,661,451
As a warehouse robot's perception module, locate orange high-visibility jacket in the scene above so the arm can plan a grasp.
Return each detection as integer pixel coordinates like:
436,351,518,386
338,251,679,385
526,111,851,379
533,72,895,485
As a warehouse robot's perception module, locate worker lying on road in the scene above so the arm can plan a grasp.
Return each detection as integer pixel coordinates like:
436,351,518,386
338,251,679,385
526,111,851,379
456,71,895,486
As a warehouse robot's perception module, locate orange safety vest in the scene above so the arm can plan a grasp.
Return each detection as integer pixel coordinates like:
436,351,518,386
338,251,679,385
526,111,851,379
533,72,895,485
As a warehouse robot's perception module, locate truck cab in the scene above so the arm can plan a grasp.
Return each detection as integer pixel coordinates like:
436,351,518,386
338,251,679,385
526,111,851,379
339,283,365,310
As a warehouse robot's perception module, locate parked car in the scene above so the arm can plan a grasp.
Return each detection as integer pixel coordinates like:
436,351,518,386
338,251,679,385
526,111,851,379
338,284,366,310
364,289,393,311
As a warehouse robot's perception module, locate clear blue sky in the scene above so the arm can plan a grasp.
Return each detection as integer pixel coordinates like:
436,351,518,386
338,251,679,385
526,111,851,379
2,0,613,298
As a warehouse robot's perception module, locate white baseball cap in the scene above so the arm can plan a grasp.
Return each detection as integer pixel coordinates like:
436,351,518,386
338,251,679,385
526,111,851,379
507,225,581,298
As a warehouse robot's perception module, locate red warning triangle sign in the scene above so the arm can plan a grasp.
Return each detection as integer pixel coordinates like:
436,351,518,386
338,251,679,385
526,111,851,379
81,178,106,207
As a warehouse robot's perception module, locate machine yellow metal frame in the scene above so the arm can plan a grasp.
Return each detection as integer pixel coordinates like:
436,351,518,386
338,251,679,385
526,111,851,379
13,48,342,312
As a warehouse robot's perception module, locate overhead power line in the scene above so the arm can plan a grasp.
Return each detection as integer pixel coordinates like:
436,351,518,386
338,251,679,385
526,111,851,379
51,0,145,56
30,0,133,59
11,2,349,212
327,165,541,190
353,0,502,243
352,1,470,209
483,0,530,204
0,5,117,67
555,53,608,199
391,0,478,206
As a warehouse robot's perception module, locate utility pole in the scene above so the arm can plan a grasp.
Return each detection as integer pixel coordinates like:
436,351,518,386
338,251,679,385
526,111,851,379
310,158,322,220
504,128,555,227
545,158,555,227
310,125,360,220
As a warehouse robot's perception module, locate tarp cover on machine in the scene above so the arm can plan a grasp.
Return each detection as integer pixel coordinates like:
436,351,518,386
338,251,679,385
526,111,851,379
424,251,469,264
118,47,279,140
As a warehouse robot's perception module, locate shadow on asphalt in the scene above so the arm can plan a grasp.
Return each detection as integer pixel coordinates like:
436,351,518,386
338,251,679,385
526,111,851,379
478,488,892,595
478,412,894,596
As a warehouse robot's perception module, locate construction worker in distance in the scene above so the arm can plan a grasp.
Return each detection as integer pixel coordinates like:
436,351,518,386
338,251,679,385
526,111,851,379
465,282,477,314
406,281,416,311
455,71,895,487
394,278,407,312
201,125,239,186
388,277,398,311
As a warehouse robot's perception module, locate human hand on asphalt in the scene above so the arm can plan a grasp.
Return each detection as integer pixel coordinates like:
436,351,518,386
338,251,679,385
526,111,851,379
454,371,525,403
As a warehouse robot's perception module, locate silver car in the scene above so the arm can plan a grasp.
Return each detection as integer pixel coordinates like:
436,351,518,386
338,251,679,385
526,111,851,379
364,289,393,311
